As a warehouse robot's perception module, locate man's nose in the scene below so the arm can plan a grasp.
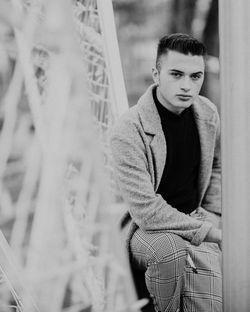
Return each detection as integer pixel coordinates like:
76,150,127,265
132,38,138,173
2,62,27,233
180,76,191,92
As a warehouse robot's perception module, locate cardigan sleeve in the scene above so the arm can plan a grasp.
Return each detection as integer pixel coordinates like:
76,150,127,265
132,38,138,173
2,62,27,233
110,116,213,246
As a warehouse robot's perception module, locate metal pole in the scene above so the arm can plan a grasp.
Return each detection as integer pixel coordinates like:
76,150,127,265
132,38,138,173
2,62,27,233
219,1,250,310
97,0,129,117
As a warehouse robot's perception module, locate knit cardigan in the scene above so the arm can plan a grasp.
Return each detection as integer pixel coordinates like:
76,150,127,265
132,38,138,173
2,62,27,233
110,84,221,246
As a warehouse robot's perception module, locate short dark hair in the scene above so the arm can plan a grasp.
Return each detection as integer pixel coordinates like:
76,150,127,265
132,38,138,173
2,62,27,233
156,33,207,70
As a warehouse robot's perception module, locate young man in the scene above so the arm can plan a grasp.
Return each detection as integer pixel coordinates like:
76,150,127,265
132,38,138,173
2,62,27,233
110,33,222,312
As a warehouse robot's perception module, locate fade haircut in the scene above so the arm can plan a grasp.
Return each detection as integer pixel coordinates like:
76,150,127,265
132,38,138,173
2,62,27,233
156,33,207,70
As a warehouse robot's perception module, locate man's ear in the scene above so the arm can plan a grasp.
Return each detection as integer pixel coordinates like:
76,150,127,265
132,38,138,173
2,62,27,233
152,67,159,85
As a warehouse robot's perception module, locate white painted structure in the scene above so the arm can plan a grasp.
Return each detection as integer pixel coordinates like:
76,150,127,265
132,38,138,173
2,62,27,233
219,1,250,310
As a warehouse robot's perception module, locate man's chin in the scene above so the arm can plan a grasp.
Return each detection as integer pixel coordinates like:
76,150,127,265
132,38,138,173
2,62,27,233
174,101,193,108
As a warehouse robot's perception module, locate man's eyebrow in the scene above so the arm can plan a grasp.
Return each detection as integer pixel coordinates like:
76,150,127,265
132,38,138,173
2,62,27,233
169,69,204,75
169,69,183,73
191,71,204,75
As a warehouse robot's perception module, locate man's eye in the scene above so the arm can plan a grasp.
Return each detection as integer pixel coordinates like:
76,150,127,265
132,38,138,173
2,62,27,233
191,74,201,80
171,72,182,78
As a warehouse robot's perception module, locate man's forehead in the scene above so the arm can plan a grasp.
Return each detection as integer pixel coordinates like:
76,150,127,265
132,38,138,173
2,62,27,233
160,50,205,72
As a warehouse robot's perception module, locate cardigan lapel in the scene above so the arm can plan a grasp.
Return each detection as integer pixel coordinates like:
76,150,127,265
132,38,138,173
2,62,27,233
137,85,166,190
192,98,217,204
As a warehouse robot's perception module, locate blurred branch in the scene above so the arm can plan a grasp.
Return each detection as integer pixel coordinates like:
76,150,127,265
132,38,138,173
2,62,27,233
0,0,23,29
0,63,23,203
11,1,47,151
0,230,39,311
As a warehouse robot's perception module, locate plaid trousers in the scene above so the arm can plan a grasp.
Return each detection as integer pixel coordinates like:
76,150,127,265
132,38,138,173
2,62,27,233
130,228,222,312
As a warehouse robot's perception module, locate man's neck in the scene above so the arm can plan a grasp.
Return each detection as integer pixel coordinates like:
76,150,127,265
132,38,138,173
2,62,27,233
156,87,185,115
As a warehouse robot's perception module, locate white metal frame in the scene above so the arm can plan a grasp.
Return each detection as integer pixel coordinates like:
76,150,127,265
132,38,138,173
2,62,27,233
97,0,129,118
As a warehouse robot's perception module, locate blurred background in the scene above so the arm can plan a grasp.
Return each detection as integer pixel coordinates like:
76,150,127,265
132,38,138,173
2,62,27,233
0,0,221,311
113,0,220,110
2,1,250,311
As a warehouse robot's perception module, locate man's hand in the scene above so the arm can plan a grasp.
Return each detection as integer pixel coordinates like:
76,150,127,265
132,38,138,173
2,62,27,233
204,227,222,250
191,207,221,229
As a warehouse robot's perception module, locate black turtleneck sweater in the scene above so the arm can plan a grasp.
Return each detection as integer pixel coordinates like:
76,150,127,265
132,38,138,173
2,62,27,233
153,86,200,214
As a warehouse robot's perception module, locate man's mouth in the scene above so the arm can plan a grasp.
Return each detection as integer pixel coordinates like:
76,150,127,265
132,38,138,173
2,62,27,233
176,94,192,101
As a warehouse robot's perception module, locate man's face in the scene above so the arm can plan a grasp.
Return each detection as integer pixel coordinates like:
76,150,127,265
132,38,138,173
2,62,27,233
152,50,205,114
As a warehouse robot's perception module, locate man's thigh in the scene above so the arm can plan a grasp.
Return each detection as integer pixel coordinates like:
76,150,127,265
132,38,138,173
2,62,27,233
130,228,187,311
183,242,222,312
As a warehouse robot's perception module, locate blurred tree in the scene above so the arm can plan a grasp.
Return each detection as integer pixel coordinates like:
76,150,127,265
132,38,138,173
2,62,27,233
170,0,197,33
202,0,219,57
113,1,147,27
201,0,220,107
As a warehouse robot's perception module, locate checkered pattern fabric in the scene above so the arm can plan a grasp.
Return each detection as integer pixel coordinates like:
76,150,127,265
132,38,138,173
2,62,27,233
130,228,222,312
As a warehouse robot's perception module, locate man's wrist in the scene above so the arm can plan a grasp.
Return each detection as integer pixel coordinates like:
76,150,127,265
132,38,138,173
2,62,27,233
205,227,222,244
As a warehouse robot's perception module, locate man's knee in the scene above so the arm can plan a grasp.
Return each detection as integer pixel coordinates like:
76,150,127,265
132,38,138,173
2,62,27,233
130,229,188,271
146,232,187,266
